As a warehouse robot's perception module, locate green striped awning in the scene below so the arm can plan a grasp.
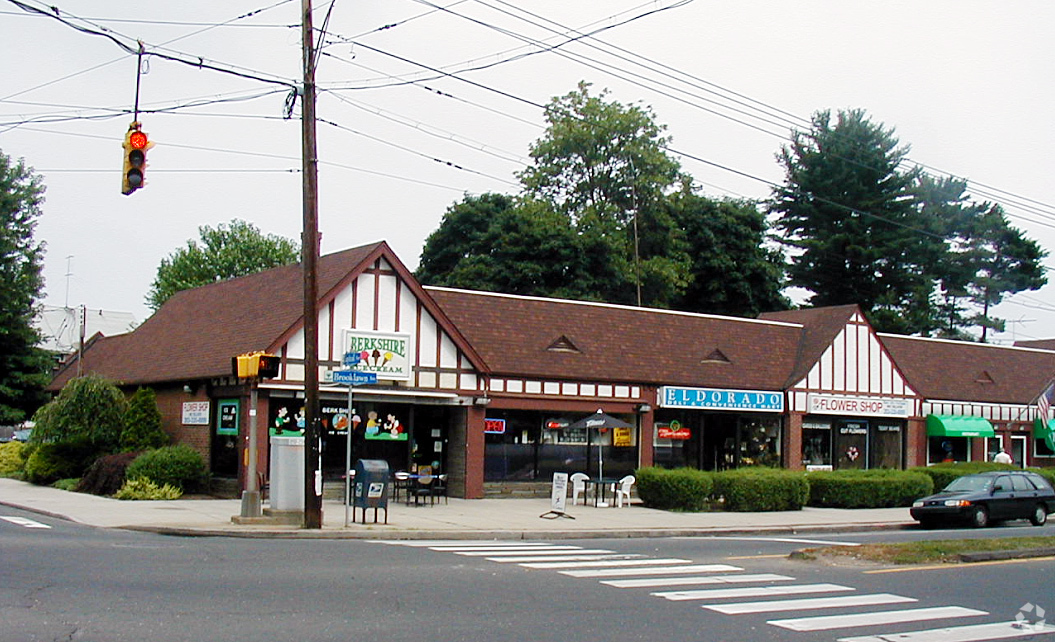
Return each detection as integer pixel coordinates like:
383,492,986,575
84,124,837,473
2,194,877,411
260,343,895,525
1035,418,1055,451
926,414,995,438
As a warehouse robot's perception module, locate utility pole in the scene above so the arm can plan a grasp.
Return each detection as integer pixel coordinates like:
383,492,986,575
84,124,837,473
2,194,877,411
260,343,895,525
301,0,323,529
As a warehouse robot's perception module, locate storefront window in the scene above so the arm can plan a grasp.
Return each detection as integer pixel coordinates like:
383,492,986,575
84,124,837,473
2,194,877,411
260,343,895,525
653,414,693,469
484,410,638,482
835,420,869,470
928,436,969,464
1035,438,1055,458
739,417,781,467
802,419,832,470
870,422,903,469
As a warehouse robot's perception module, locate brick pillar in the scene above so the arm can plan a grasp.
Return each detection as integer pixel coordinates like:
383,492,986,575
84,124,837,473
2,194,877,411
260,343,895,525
785,413,803,470
905,418,926,468
463,405,486,499
638,408,654,468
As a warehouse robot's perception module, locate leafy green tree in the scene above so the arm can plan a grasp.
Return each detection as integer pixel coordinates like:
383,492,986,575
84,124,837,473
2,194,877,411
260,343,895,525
0,150,51,424
30,374,127,453
769,109,942,333
121,387,169,451
146,219,299,310
518,82,688,306
668,189,788,316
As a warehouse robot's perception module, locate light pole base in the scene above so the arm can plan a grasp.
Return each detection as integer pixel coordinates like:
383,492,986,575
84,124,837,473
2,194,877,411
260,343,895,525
239,490,262,518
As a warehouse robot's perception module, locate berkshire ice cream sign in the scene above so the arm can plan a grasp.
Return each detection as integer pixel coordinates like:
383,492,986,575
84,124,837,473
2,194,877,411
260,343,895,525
343,330,412,381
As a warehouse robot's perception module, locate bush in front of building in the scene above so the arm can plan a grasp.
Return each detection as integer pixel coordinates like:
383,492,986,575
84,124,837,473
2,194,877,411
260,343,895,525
806,469,933,508
909,462,1017,491
120,387,169,452
125,445,208,493
712,467,809,512
114,477,183,500
77,451,142,496
0,441,27,477
635,466,713,511
23,440,98,486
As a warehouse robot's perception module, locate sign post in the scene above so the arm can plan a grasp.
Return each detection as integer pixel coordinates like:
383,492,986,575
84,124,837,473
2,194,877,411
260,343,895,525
340,364,377,527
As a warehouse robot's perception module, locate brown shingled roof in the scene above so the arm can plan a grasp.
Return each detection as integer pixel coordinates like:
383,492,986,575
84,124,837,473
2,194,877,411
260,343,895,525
881,334,1055,404
426,287,804,390
759,305,862,388
1015,338,1055,351
50,243,385,389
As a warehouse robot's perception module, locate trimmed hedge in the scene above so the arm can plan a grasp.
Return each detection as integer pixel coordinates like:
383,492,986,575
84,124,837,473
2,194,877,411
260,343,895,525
23,440,98,486
909,462,1016,491
125,445,208,493
712,468,808,512
0,441,27,476
807,469,933,508
635,466,713,511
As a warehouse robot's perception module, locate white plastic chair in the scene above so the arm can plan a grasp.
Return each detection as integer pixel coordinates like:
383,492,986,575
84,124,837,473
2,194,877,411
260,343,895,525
614,475,635,507
570,472,589,505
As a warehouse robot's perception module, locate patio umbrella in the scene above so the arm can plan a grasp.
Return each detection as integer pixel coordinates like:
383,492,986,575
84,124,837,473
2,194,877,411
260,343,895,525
565,409,632,482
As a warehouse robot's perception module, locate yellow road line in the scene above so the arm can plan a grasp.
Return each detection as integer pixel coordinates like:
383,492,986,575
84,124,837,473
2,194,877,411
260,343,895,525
864,555,1055,574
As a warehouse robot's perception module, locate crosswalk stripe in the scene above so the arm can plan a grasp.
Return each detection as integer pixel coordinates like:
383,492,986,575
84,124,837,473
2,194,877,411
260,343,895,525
431,545,580,552
705,593,917,615
519,558,693,570
492,554,641,563
770,606,988,632
654,583,853,602
838,620,1055,642
0,516,50,529
461,548,613,557
603,573,793,589
560,564,743,578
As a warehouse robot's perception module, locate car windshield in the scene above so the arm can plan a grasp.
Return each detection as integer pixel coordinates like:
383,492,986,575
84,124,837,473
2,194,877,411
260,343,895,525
943,476,992,492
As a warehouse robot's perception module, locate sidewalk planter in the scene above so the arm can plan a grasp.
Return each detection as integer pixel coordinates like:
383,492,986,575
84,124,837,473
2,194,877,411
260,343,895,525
807,469,932,508
635,466,712,511
713,468,808,512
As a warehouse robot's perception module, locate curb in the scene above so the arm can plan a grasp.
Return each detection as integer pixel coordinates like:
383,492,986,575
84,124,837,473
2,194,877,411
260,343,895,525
958,547,1055,563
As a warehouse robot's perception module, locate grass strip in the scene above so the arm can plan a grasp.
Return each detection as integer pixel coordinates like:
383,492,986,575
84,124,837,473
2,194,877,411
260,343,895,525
797,536,1055,565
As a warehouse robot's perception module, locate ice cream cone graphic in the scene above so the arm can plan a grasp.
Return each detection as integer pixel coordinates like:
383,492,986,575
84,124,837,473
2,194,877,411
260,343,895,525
371,349,381,365
382,351,393,366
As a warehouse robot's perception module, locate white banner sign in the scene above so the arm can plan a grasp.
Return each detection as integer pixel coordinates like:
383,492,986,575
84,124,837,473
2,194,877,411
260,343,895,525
181,401,210,425
550,472,568,514
807,394,910,418
342,329,413,381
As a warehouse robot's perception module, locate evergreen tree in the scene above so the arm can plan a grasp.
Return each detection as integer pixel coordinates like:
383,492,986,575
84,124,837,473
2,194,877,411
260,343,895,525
121,387,169,451
0,150,51,424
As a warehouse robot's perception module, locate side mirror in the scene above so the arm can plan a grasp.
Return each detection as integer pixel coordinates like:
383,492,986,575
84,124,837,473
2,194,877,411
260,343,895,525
992,484,1006,493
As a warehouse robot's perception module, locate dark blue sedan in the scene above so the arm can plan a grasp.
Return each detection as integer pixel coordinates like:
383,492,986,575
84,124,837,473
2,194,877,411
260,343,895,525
910,471,1055,528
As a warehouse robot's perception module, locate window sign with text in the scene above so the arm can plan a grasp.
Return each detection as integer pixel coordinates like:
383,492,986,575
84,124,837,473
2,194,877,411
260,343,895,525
182,401,210,426
217,400,239,436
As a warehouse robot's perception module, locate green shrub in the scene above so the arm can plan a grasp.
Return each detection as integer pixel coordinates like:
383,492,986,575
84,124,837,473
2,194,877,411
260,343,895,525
125,445,208,492
0,441,27,476
635,466,713,511
121,387,169,451
52,478,80,491
77,451,142,496
909,461,1016,491
713,468,808,512
114,477,183,500
1028,467,1055,488
807,469,933,508
24,440,97,485
30,374,127,453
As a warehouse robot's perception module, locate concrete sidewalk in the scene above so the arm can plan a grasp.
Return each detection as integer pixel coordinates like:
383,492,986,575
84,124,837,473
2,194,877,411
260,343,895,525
0,478,915,539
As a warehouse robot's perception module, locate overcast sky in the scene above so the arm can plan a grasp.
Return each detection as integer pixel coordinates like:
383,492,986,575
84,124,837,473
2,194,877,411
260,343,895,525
3,0,1053,344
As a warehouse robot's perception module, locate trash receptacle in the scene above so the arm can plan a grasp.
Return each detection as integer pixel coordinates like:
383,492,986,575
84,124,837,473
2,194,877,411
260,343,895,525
352,459,389,524
269,436,304,511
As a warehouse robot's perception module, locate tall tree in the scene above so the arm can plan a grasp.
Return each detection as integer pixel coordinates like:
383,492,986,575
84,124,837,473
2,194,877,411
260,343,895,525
147,219,299,311
518,82,688,306
668,189,788,316
0,150,51,424
769,109,942,334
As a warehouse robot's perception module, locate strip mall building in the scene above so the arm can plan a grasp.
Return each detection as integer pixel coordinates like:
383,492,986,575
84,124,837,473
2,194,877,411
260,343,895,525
49,242,1055,498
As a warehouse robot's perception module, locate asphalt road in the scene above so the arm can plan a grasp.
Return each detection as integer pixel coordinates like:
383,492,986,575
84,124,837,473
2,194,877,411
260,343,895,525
2,507,1053,642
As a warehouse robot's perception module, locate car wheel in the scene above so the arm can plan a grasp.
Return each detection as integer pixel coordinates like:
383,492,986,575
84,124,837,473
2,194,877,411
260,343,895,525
1030,504,1048,526
970,505,989,528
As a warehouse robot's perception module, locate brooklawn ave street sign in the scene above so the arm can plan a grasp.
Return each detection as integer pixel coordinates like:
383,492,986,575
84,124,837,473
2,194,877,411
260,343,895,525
330,370,378,386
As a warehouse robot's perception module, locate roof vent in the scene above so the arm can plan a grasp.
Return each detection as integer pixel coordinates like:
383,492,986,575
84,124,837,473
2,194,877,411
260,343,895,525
547,335,582,354
974,370,995,384
702,348,731,364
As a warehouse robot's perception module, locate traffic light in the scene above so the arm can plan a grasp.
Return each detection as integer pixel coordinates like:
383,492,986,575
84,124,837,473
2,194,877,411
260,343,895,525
121,122,152,195
231,352,281,379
